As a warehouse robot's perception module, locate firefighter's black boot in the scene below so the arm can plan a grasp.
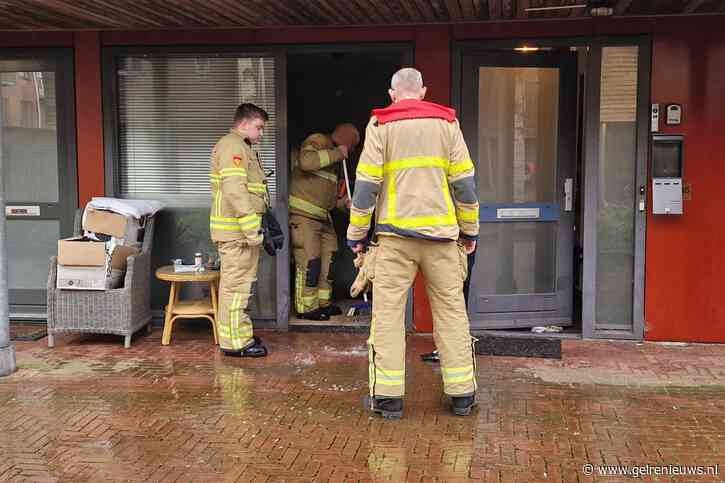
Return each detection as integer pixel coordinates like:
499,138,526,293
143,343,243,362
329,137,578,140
368,397,403,420
451,395,476,416
321,305,343,317
300,308,330,321
221,337,268,358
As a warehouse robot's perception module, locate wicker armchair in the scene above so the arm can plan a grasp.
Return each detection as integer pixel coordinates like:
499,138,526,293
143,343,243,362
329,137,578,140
46,209,155,348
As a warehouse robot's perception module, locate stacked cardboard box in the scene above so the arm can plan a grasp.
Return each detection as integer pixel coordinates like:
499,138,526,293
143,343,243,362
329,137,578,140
56,208,142,290
82,208,143,246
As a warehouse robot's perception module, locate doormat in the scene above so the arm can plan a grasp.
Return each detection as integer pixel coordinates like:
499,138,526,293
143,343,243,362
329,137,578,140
10,321,48,341
475,335,561,359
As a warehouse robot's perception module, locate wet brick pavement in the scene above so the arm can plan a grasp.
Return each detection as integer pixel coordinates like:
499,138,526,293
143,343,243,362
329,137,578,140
1,323,724,482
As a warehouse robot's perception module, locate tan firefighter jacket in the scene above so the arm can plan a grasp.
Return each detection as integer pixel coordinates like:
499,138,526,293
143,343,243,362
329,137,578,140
289,133,345,222
347,113,479,242
209,129,269,244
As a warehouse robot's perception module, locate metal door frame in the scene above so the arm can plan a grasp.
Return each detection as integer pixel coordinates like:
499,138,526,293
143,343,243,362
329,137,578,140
582,37,650,340
283,42,416,330
102,45,289,329
101,42,414,331
457,49,577,329
453,35,650,339
1,48,78,316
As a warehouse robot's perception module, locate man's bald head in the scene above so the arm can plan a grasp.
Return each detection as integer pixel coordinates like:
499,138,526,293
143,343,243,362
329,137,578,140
389,67,427,103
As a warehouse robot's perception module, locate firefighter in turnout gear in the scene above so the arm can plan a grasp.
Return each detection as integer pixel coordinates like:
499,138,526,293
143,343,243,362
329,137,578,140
210,103,270,358
347,68,480,419
290,124,360,321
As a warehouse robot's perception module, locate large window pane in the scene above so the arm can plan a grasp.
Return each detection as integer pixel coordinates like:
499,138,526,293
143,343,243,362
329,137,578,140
477,222,556,295
0,70,58,203
117,55,277,204
477,67,559,204
596,46,639,327
149,208,276,319
8,220,60,290
115,54,279,319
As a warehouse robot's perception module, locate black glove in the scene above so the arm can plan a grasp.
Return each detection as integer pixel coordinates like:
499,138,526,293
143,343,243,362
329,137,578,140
262,209,285,256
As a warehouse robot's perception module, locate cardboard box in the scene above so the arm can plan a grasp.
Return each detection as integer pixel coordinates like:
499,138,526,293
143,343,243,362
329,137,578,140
83,208,142,245
57,266,124,291
57,237,106,266
58,237,138,270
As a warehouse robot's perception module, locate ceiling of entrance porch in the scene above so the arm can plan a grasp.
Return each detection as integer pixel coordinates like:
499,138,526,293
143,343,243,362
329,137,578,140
0,0,723,31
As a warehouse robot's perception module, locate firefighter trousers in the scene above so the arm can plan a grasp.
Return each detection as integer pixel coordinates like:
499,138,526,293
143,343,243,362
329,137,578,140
290,214,338,314
369,235,477,398
216,239,260,350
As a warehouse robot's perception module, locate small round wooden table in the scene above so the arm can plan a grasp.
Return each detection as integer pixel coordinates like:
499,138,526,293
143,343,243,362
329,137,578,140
155,265,220,346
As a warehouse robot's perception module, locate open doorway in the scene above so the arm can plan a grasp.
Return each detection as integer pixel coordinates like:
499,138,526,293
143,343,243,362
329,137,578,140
286,49,408,328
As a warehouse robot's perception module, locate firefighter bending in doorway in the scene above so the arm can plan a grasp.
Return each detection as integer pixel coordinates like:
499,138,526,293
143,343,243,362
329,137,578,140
289,123,360,321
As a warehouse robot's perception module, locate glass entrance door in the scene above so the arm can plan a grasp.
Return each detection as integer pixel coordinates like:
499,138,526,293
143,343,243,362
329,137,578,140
461,51,577,329
1,50,77,314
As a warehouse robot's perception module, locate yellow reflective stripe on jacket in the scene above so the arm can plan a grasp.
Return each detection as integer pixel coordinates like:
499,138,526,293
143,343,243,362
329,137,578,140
210,214,260,232
210,221,241,232
219,167,247,178
357,162,383,178
441,365,475,385
239,213,261,230
456,207,479,223
350,212,372,227
248,183,267,194
378,156,457,229
212,186,222,218
289,195,328,219
211,215,245,223
448,159,474,177
319,150,331,168
311,169,338,183
371,156,471,177
379,213,457,229
384,156,449,173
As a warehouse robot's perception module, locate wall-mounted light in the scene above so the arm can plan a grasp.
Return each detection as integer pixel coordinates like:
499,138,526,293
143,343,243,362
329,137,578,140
514,46,540,53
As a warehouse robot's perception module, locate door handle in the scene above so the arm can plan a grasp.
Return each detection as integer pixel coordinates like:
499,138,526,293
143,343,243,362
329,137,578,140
564,178,573,212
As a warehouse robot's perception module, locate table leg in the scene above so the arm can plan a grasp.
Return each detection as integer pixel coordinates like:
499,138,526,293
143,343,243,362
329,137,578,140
162,282,177,345
209,280,219,345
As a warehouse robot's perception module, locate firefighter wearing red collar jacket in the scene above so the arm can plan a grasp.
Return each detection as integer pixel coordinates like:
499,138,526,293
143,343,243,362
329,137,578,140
347,68,479,419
